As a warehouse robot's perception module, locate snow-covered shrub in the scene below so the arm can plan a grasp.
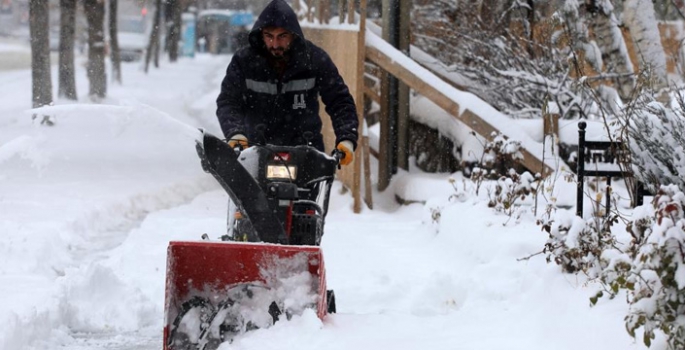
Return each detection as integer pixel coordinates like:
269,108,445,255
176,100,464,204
467,133,540,222
598,185,685,348
540,209,618,276
624,95,685,193
411,0,599,120
469,133,525,195
487,170,536,224
477,133,525,178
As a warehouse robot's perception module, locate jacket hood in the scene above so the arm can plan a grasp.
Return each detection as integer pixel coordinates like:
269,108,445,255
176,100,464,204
248,0,305,51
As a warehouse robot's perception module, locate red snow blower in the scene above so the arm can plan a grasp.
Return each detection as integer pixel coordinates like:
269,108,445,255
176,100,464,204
163,131,340,350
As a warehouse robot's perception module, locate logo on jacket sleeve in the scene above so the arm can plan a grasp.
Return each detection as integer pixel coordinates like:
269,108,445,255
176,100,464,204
292,94,306,109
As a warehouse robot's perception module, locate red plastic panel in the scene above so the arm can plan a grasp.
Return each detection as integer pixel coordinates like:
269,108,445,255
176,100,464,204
163,241,328,349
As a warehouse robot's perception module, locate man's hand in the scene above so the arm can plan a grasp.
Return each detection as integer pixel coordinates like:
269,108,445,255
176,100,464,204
227,134,248,149
336,140,354,166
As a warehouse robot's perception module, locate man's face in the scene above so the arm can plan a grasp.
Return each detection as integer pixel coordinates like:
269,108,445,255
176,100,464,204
262,26,293,59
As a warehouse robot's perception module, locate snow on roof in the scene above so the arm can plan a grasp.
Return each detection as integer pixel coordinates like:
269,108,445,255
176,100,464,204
198,9,237,17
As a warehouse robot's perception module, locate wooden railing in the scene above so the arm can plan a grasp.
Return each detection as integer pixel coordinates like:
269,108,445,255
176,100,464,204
365,44,554,177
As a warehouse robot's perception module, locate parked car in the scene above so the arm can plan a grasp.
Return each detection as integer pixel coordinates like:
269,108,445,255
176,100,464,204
117,16,148,62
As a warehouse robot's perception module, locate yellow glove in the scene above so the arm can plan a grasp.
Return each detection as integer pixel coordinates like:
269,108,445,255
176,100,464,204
227,134,248,149
336,140,354,166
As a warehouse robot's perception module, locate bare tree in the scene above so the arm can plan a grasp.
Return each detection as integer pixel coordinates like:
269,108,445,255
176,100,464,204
145,0,163,72
587,0,635,101
29,0,53,124
412,0,580,119
623,0,669,92
84,0,107,99
166,0,182,62
58,0,78,100
109,0,122,83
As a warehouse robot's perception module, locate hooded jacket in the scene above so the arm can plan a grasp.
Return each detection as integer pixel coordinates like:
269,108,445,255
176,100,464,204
216,0,359,151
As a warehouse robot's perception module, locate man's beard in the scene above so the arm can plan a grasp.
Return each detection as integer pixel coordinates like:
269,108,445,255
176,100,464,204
269,47,287,59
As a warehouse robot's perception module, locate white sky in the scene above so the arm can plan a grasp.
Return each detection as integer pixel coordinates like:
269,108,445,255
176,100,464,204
0,34,663,349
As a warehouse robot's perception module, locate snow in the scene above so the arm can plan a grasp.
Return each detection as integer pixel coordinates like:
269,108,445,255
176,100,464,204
0,39,660,350
300,18,359,32
365,25,560,174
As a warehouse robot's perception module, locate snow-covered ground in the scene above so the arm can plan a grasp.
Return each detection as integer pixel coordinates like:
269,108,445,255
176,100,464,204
0,43,659,349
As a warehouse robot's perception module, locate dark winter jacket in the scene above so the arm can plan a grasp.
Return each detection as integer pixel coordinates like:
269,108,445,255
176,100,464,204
215,0,359,151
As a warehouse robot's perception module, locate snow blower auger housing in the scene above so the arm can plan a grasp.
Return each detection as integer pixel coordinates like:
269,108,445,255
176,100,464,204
163,131,340,350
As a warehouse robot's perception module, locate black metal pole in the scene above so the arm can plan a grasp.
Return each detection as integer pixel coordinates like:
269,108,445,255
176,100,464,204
636,181,644,206
605,177,612,217
576,121,587,218
387,0,399,175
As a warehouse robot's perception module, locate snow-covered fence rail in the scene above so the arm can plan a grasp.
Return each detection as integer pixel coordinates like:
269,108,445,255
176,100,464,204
365,30,556,177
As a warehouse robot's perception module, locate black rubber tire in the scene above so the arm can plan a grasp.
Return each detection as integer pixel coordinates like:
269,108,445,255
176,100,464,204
327,290,336,314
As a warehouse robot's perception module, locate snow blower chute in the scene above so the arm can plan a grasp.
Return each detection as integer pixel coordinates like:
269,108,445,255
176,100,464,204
163,131,340,350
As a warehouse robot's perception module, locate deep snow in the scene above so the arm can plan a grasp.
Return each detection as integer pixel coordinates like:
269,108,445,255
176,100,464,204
0,40,660,349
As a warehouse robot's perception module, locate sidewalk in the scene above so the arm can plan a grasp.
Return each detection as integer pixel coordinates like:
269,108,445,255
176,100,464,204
0,53,229,349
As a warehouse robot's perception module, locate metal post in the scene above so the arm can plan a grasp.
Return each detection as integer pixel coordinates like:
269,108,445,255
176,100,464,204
396,0,410,171
636,181,645,206
378,0,399,191
576,121,587,218
605,177,612,217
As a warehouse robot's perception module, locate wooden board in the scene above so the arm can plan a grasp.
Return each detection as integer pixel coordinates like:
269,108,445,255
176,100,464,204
366,44,553,177
302,24,368,212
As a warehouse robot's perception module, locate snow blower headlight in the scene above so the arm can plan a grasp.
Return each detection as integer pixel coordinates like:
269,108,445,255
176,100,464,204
266,165,297,180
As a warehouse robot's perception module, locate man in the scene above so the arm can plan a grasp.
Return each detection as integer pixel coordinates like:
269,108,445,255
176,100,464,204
216,0,358,165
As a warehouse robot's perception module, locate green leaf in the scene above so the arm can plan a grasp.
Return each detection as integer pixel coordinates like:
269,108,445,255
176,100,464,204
590,291,603,306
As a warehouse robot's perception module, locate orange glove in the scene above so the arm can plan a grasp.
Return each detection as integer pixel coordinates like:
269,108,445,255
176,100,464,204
227,134,248,149
336,140,354,166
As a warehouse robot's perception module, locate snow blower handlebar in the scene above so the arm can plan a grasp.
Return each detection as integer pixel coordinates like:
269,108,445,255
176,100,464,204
331,148,344,170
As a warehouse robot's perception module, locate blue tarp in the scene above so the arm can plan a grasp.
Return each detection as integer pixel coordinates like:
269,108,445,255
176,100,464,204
182,14,196,57
230,12,253,26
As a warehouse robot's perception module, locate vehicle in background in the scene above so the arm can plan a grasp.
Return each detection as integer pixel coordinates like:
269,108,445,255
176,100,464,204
196,9,253,55
117,15,148,62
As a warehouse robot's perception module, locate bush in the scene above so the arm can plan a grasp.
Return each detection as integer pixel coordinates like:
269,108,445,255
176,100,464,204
487,170,536,224
610,185,685,348
540,209,618,276
625,96,685,193
543,185,685,348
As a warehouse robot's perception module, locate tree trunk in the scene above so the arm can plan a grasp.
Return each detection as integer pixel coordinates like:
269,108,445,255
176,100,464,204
166,0,182,62
58,0,77,100
109,0,122,84
84,0,107,99
480,0,510,35
560,1,592,77
623,0,669,92
589,0,635,100
154,33,161,67
29,0,53,124
145,0,162,73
